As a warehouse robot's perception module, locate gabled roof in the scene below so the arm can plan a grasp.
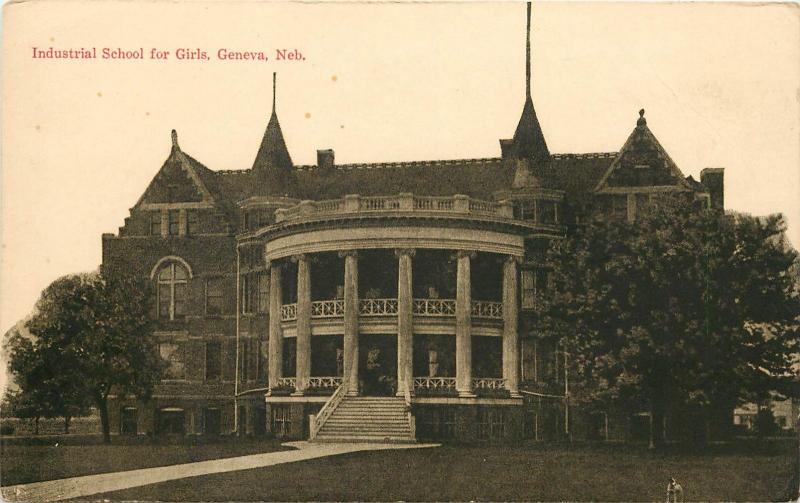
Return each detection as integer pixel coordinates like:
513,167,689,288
134,130,217,208
594,110,692,193
144,148,616,211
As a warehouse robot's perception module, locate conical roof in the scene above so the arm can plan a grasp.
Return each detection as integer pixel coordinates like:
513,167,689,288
251,73,298,196
510,96,550,161
505,2,550,162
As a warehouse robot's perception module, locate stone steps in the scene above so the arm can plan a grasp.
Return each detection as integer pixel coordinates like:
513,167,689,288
314,395,416,444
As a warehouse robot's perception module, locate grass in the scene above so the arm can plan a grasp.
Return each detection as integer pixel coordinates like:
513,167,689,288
97,440,797,502
0,435,288,487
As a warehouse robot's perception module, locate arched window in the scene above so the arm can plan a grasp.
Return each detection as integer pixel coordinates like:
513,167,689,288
157,262,189,320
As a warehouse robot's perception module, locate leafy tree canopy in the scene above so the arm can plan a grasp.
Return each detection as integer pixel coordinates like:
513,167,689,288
10,268,163,441
535,196,799,442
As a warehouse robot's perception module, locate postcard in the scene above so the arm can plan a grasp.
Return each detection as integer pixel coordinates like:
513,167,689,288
1,1,798,501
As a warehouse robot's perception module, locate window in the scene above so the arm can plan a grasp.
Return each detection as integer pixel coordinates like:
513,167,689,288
258,273,269,313
240,340,249,382
156,407,185,435
242,272,265,315
150,212,162,236
168,209,181,235
522,340,538,382
157,262,189,320
242,274,253,314
477,407,505,441
257,340,268,381
521,270,536,309
187,211,199,235
204,408,221,435
539,201,556,224
611,195,627,221
515,200,535,221
159,343,185,379
205,341,222,381
428,349,439,377
440,408,457,439
205,277,224,316
271,405,292,437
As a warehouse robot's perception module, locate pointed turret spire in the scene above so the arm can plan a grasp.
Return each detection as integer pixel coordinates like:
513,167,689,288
171,129,179,150
502,2,549,162
252,72,297,196
526,2,531,100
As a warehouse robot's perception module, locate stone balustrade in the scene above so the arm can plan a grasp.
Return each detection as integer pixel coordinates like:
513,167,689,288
274,193,515,223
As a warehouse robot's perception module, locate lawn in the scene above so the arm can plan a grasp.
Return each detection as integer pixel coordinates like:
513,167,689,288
0,435,288,486
98,440,796,502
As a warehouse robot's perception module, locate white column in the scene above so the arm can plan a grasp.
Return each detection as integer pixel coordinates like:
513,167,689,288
503,256,521,397
341,250,359,395
267,262,283,393
396,248,415,396
293,254,311,395
455,250,475,397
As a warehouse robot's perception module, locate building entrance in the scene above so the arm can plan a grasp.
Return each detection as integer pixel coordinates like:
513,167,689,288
358,334,397,396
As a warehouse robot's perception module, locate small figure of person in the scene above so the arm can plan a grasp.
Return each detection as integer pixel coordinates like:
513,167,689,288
666,477,684,503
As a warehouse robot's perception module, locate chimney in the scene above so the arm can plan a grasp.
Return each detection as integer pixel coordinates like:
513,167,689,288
499,139,514,158
700,168,724,210
317,149,335,171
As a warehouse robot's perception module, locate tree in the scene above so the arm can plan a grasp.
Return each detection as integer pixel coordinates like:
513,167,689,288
5,325,92,434
539,196,799,446
23,269,163,442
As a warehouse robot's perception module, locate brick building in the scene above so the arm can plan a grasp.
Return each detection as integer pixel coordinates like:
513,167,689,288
101,4,724,442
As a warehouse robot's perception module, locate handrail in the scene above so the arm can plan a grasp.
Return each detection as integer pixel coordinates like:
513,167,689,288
403,387,416,441
310,380,348,440
519,389,566,399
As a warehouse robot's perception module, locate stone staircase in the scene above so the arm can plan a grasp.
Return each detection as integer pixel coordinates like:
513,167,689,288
313,395,416,443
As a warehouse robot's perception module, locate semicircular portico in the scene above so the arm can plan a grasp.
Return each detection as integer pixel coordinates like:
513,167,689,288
264,225,524,262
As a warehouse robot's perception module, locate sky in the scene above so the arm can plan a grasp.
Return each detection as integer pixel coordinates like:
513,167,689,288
1,1,799,389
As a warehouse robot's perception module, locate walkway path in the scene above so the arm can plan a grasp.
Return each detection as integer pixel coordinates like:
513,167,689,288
1,441,439,502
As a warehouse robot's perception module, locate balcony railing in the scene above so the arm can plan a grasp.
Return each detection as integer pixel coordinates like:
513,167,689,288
359,298,398,316
275,193,514,223
308,376,343,389
471,301,503,319
311,299,345,319
412,298,457,317
413,377,457,390
280,304,297,322
276,377,296,389
282,299,502,321
472,378,507,390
